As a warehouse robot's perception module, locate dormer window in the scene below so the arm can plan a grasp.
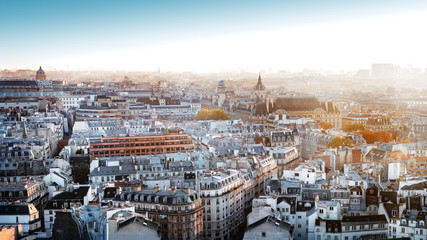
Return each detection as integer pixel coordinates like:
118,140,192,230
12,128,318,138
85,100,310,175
392,210,397,217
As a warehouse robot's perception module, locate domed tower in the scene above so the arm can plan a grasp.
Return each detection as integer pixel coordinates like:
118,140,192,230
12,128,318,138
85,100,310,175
253,73,266,100
217,80,227,107
35,66,46,80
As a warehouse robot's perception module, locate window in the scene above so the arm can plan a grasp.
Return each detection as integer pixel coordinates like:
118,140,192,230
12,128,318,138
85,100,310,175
320,209,324,214
392,210,397,217
262,232,266,237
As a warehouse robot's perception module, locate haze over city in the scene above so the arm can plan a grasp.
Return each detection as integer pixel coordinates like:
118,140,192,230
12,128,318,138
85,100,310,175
2,0,427,72
1,1,427,240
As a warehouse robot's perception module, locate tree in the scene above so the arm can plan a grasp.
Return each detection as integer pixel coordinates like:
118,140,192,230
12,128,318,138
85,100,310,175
402,139,410,143
357,130,393,144
358,130,377,144
343,123,365,132
195,109,209,120
195,109,230,120
254,136,263,144
72,163,90,184
376,131,393,143
319,122,333,130
388,130,403,142
327,136,352,149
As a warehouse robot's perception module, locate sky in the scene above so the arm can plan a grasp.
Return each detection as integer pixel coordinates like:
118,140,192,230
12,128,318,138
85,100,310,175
1,0,427,72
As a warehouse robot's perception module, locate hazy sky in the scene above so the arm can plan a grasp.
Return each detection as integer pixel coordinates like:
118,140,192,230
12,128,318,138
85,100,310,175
1,0,427,72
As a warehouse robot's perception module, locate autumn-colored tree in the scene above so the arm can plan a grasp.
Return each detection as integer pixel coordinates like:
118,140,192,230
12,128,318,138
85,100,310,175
319,122,333,130
388,130,403,142
402,139,410,143
343,123,365,132
327,136,352,149
254,136,263,144
358,130,394,144
357,130,378,144
195,109,208,120
195,109,230,120
376,131,393,143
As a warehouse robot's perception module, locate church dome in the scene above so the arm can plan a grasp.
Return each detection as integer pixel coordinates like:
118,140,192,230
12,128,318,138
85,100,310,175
36,66,45,75
35,66,46,80
218,80,225,87
253,73,266,91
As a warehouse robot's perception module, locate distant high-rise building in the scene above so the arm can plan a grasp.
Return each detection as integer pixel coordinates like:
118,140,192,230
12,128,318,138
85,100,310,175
35,66,46,80
371,64,394,78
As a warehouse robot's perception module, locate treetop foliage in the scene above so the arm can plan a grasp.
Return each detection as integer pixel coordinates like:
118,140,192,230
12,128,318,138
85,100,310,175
343,123,365,132
195,109,230,120
327,136,352,149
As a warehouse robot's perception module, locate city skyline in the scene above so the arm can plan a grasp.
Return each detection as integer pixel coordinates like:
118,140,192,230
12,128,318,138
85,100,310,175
2,0,427,72
1,2,427,240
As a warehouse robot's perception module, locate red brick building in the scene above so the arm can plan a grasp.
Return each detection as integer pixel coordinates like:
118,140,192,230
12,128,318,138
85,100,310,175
90,132,194,160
